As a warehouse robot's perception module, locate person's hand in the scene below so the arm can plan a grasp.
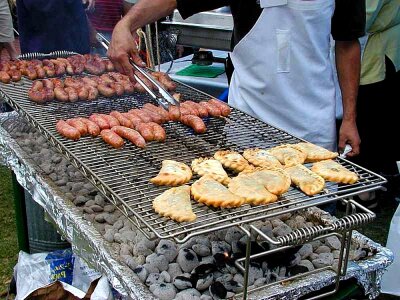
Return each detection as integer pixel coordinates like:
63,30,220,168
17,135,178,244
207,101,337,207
108,19,145,82
83,0,95,12
338,119,360,157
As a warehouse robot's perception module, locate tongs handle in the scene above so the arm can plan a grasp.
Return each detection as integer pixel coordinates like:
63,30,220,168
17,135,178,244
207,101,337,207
96,33,179,110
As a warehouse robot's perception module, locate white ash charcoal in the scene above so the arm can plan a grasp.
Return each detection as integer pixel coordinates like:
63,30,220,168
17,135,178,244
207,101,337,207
212,271,223,279
288,253,301,267
279,266,287,277
260,223,273,237
113,219,124,231
66,182,74,191
83,182,96,192
298,244,313,259
248,263,263,285
77,188,90,196
177,249,200,273
216,229,228,241
133,265,148,282
209,282,227,300
195,237,211,248
133,241,153,256
118,231,136,243
224,228,243,244
295,215,306,224
104,224,113,231
211,241,231,255
135,232,156,250
144,263,160,274
83,207,94,214
40,164,54,175
271,219,285,228
146,253,169,272
180,238,198,250
200,295,212,300
55,178,68,186
325,236,341,250
49,173,58,181
93,222,105,234
254,277,267,288
272,224,292,237
215,274,233,284
349,249,367,261
104,213,117,225
74,171,85,180
167,263,183,280
309,253,319,260
199,256,214,265
312,253,334,268
196,273,213,291
85,200,95,207
146,273,164,286
173,275,193,290
332,259,340,271
94,194,106,207
305,222,315,228
298,260,315,271
315,245,331,254
84,214,95,223
192,244,211,257
332,250,341,259
104,205,116,213
160,270,171,283
94,213,107,223
233,273,245,285
113,233,123,244
310,240,322,250
51,155,62,164
175,288,201,300
278,213,292,221
103,229,116,243
121,255,142,270
71,182,84,193
74,195,88,206
156,240,179,262
150,283,176,300
120,243,132,256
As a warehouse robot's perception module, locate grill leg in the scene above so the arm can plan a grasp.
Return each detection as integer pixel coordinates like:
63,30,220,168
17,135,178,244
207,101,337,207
239,226,252,300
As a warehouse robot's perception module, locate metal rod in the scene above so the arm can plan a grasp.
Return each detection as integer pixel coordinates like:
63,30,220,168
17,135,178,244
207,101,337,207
155,22,161,72
239,226,251,300
145,24,155,69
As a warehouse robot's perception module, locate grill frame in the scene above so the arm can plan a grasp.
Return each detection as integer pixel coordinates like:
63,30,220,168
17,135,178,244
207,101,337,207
0,77,386,243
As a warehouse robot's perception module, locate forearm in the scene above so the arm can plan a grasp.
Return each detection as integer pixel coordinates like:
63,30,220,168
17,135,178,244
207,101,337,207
335,40,361,122
121,0,176,32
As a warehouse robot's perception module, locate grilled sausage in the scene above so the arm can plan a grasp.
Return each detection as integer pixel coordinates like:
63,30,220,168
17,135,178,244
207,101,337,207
208,98,231,117
0,71,11,83
122,113,142,128
66,118,88,135
111,126,146,148
8,69,22,82
99,114,120,127
120,80,135,94
199,101,222,117
110,111,134,128
78,118,100,136
49,78,64,88
168,105,181,121
34,66,46,79
180,115,207,133
81,76,98,87
44,88,55,101
143,103,170,122
136,123,154,142
141,107,164,124
97,84,115,97
87,86,99,101
110,82,124,96
101,129,124,148
89,114,110,129
181,102,199,116
129,109,153,123
64,87,79,102
185,101,208,118
149,122,166,142
56,120,81,140
28,81,46,103
105,60,114,72
54,87,69,102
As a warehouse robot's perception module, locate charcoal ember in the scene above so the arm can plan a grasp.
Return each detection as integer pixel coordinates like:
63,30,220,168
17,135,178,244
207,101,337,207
146,253,169,272
192,244,211,257
144,263,160,274
90,205,104,212
325,236,341,250
156,240,179,262
167,263,183,280
224,228,243,244
146,273,164,285
175,288,201,300
312,253,334,268
298,259,315,271
195,273,213,291
74,195,88,206
315,245,331,254
150,283,176,300
213,253,231,268
287,265,309,276
298,243,313,259
211,241,231,256
134,265,149,282
192,264,217,277
173,275,193,290
209,282,227,300
94,194,106,206
160,270,171,283
177,249,200,273
254,277,267,287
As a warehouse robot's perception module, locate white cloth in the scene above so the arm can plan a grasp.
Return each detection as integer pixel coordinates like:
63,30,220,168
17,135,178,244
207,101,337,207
0,0,14,42
229,0,337,150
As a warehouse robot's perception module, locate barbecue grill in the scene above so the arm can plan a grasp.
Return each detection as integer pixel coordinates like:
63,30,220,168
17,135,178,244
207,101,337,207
0,53,388,299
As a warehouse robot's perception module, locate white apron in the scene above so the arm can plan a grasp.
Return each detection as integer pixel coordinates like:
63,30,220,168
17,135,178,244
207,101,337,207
229,0,337,150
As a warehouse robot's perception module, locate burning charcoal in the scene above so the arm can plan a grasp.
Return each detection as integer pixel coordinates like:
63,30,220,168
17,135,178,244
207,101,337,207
211,241,231,256
199,256,215,265
94,194,106,206
209,282,227,300
271,219,285,228
74,195,88,206
104,213,117,225
119,243,132,256
120,231,136,243
298,244,313,259
168,263,183,280
77,188,90,196
175,289,201,300
150,283,176,300
224,228,243,244
133,241,153,256
196,273,214,291
332,250,340,259
85,200,95,207
195,237,211,248
231,241,244,256
177,249,200,273
133,265,148,282
287,265,309,276
146,253,169,272
160,270,171,283
248,263,263,285
233,274,244,285
71,182,84,193
156,240,179,262
91,205,104,212
121,255,141,270
325,236,341,250
146,273,164,286
298,260,315,271
278,213,292,221
55,177,68,186
173,276,193,290
180,237,197,250
315,245,331,254
213,253,230,268
312,253,334,268
215,274,233,285
192,264,217,277
254,277,267,287
113,219,124,231
193,244,211,257
272,224,292,237
144,263,160,274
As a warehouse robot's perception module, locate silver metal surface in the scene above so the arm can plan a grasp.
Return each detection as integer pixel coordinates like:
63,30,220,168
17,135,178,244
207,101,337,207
17,50,79,60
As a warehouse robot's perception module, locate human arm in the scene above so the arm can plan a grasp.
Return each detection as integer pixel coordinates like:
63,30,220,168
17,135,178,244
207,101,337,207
335,40,361,157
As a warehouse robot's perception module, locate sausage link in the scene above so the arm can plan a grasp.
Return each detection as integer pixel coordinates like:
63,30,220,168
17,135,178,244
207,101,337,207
66,118,88,135
0,71,11,83
99,114,120,127
89,114,110,129
181,102,199,116
54,87,69,102
110,111,134,128
56,120,81,140
141,107,164,124
149,122,166,142
78,118,100,136
8,69,22,82
28,89,47,103
208,98,231,117
87,86,99,101
168,105,181,121
129,109,153,123
180,115,207,134
101,129,124,148
136,123,154,142
122,113,142,128
199,101,222,117
143,103,170,122
185,101,208,118
111,126,146,148
110,82,124,96
64,87,79,102
81,76,98,87
97,84,115,97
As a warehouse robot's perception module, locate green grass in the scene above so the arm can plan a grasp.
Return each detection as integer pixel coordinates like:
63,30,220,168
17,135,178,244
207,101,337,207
0,166,18,296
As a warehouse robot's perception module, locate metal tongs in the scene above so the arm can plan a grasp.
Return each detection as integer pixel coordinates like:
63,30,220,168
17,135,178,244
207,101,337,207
97,32,179,110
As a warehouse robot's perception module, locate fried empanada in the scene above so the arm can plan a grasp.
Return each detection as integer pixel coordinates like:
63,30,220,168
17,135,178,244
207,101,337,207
150,160,192,186
191,175,245,208
228,174,278,205
214,150,252,173
268,145,307,167
285,164,325,196
191,157,230,185
243,148,283,169
153,185,196,222
291,142,338,162
243,167,291,195
311,160,358,184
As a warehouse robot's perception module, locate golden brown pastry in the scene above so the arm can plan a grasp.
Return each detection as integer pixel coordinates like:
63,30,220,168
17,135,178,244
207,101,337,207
243,148,283,169
191,175,245,208
191,157,230,185
150,160,192,186
267,145,307,167
290,142,338,162
228,174,278,205
243,167,291,195
311,160,358,184
214,150,253,173
285,164,325,196
153,185,196,222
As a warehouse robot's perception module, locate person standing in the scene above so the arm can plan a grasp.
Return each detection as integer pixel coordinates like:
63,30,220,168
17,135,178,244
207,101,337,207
0,0,17,59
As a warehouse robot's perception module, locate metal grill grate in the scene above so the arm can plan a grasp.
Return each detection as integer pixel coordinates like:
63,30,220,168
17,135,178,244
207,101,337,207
0,77,386,243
